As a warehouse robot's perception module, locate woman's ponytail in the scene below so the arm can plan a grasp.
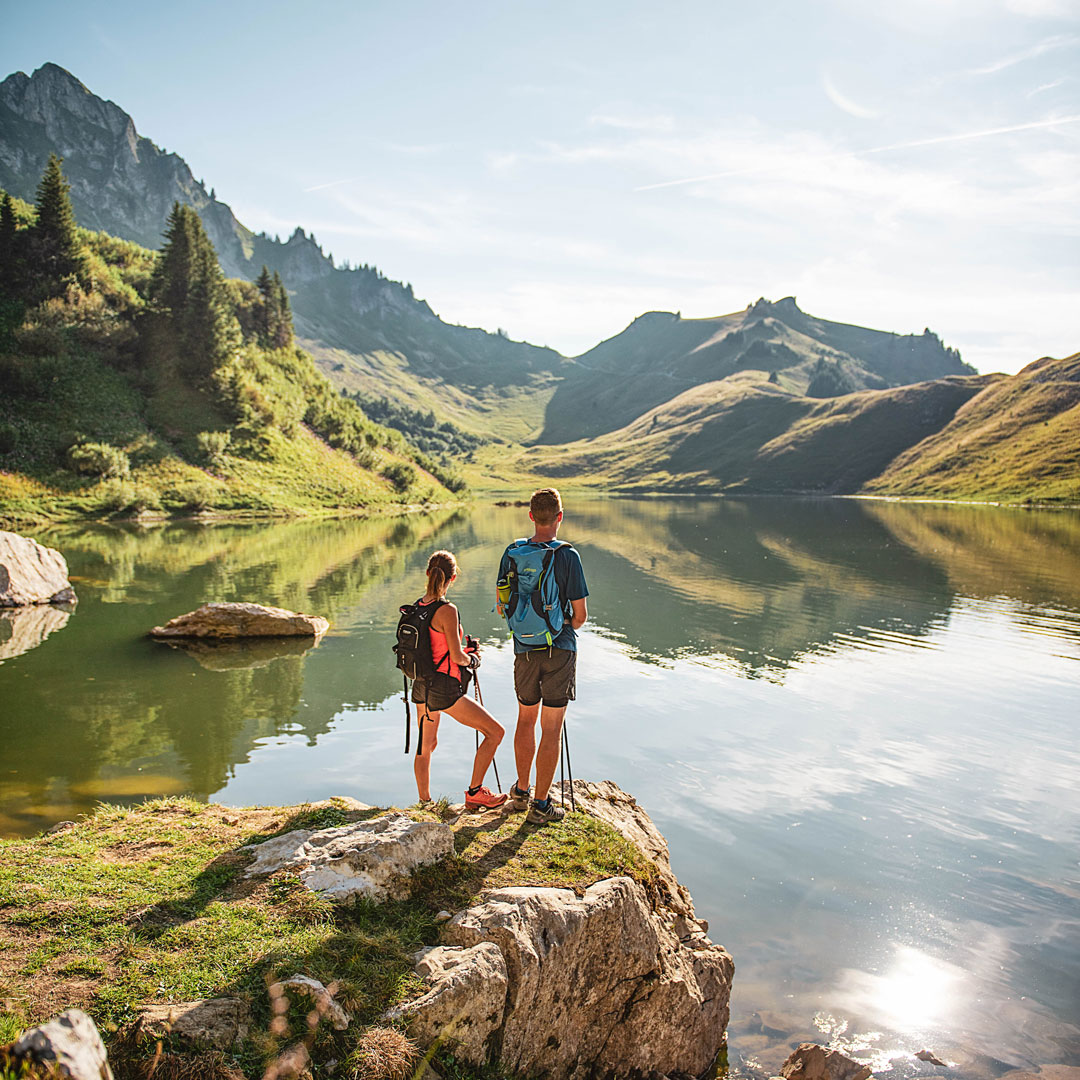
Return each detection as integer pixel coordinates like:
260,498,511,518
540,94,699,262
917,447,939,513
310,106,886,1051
426,550,457,598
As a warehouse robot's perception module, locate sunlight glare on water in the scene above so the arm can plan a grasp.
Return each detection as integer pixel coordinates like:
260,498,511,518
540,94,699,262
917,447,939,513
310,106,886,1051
1,497,1078,1077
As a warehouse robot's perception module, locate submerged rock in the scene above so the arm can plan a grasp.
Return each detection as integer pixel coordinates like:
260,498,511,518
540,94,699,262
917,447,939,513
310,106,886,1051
135,997,249,1050
159,634,323,670
242,812,453,902
10,1008,112,1079
0,531,77,607
149,601,328,639
780,1042,873,1080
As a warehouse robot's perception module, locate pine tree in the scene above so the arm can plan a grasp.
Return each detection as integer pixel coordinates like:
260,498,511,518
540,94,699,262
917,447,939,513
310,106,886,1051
254,264,274,344
0,192,19,299
28,153,88,293
271,270,293,349
148,202,238,378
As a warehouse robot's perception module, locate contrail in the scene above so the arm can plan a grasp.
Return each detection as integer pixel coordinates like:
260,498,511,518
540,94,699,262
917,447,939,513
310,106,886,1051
303,177,357,193
635,114,1080,192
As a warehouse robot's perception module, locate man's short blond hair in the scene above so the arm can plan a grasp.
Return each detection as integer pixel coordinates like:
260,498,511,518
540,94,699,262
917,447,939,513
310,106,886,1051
530,488,563,526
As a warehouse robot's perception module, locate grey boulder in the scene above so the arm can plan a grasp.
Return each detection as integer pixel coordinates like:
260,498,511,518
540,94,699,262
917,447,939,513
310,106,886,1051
780,1043,873,1080
11,1008,112,1079
134,997,249,1050
0,531,77,607
149,601,328,639
242,812,453,902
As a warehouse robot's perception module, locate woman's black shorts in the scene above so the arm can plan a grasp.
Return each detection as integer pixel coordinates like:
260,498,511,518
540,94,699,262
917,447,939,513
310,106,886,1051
411,671,469,712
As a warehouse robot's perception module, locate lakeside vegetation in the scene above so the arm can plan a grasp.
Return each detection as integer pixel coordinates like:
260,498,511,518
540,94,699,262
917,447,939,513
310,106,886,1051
0,797,652,1079
0,159,459,527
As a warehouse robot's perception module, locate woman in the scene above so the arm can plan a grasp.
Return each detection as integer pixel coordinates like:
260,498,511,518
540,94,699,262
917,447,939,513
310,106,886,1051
411,550,508,810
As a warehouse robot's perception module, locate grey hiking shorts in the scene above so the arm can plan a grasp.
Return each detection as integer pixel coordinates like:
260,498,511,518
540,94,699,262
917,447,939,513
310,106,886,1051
514,647,576,708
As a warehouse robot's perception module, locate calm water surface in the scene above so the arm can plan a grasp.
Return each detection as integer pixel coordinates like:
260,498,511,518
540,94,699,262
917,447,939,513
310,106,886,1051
2,498,1079,1078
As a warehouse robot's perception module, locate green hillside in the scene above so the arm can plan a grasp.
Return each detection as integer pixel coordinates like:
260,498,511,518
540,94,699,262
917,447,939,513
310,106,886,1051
0,167,456,526
515,371,992,494
865,351,1080,502
537,297,973,445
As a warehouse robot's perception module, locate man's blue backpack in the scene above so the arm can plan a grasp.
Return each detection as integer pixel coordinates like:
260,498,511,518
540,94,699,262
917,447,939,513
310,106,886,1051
496,539,572,648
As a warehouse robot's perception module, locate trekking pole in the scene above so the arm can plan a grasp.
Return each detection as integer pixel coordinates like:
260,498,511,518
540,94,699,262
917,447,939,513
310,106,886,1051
472,667,502,793
563,717,576,812
559,727,566,810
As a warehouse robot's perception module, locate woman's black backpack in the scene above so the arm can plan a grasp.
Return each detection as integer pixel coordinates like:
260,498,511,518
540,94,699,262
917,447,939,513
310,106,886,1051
393,598,444,682
393,599,444,754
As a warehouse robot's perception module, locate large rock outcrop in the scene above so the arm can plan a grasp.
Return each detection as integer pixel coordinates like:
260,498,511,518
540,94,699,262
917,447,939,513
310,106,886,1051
242,813,453,902
149,602,328,639
394,781,734,1080
0,531,77,607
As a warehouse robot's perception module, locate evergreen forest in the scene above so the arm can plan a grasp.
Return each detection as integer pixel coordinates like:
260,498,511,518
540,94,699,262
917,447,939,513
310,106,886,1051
0,156,463,523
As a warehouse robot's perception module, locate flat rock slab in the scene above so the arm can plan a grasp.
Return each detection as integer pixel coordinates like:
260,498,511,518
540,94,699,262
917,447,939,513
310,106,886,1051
150,602,329,639
242,812,453,902
0,531,77,607
135,998,249,1050
12,1008,113,1079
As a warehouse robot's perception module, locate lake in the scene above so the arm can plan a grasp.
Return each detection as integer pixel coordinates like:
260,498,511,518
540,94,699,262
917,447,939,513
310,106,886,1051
2,497,1078,1078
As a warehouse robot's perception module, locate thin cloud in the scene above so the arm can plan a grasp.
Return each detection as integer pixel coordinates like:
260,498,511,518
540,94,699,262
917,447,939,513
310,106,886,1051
303,177,358,193
822,72,880,119
1028,76,1069,95
967,33,1078,75
635,114,1080,191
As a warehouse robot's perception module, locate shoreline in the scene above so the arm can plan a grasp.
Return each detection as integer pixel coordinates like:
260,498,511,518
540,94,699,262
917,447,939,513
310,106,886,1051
5,487,1076,531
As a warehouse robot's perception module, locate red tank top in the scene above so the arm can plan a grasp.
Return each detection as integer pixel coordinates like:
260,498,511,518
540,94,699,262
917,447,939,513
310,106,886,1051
420,597,461,680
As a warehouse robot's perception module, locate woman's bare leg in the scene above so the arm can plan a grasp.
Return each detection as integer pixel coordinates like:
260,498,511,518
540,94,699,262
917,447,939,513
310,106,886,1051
413,711,441,801
444,696,505,790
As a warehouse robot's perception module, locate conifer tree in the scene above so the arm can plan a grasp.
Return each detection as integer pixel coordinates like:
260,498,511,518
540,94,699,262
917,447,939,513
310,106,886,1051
148,202,238,378
254,264,274,344
29,154,88,293
0,192,19,299
271,270,293,349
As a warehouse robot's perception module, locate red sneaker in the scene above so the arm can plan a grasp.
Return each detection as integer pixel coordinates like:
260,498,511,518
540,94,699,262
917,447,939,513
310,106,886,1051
465,786,509,810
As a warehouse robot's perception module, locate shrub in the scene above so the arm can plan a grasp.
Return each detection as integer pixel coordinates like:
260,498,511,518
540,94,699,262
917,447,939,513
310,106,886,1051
0,421,16,455
67,441,130,479
98,480,161,514
196,429,231,468
383,461,416,493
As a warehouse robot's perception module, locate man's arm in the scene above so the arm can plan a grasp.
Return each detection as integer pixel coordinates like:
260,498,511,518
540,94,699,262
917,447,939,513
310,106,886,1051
570,597,587,630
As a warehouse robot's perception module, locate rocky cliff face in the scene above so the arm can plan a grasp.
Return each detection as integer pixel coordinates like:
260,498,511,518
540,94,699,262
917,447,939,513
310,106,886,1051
393,781,734,1079
0,63,566,409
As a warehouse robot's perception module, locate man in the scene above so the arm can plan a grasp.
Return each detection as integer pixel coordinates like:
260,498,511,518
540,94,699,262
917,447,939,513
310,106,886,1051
498,488,589,824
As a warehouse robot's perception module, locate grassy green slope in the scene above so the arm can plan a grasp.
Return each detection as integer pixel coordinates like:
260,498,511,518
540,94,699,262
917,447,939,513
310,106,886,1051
865,351,1080,502
0,199,452,525
519,371,993,494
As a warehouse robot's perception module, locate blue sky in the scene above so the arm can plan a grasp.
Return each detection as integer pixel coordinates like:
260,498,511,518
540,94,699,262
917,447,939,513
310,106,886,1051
4,0,1078,371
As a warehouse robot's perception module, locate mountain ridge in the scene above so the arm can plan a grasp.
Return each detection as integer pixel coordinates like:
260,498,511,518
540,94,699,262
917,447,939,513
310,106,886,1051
0,63,569,442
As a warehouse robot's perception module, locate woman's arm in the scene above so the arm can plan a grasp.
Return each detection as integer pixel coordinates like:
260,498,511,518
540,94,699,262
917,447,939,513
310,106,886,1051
432,603,474,667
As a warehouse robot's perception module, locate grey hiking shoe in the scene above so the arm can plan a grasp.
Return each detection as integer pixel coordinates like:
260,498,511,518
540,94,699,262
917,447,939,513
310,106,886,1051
510,782,531,811
526,797,566,825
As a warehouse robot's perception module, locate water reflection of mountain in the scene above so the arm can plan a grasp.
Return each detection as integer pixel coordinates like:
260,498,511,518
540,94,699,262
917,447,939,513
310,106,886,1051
0,511,461,834
3,499,1077,835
